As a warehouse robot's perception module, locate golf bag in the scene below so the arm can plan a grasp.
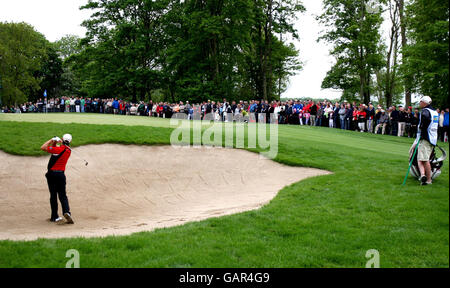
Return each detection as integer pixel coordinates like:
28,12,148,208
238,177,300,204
409,141,447,180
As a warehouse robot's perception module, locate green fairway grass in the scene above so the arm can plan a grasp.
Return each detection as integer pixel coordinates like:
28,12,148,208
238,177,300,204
0,112,175,128
0,115,448,267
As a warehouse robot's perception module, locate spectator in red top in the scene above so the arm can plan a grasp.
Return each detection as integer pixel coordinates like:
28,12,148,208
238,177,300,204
40,134,74,224
119,101,126,115
157,103,164,117
352,107,358,130
357,106,367,132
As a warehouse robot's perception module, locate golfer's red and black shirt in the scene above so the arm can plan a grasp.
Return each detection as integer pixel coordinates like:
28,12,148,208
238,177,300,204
46,145,71,172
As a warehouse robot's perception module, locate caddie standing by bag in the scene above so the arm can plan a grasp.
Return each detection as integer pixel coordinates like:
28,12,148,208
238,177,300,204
416,96,439,186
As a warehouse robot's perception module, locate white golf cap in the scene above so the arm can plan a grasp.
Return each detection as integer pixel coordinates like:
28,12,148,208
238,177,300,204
63,134,72,144
420,96,432,104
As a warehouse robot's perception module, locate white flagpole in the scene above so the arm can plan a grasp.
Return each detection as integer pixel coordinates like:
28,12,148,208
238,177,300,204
44,89,47,114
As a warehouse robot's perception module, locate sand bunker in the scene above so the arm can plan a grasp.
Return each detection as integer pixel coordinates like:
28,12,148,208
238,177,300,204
0,144,330,241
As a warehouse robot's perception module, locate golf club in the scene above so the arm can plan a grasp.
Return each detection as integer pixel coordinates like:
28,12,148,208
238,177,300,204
66,146,89,166
402,140,418,186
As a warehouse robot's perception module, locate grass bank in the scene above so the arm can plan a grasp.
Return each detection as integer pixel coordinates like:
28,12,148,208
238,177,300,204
0,116,448,267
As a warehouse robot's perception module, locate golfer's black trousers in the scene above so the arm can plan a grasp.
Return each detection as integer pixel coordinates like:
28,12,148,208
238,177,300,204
45,171,70,220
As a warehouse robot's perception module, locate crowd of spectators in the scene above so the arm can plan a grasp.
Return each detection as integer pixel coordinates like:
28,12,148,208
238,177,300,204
2,96,449,142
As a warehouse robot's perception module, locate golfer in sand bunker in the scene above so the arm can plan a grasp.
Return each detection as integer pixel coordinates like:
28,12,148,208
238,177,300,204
40,134,75,224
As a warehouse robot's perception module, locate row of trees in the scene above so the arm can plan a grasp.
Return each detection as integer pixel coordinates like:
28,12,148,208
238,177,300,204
68,0,304,104
0,22,63,106
318,0,449,108
1,0,304,106
1,0,448,107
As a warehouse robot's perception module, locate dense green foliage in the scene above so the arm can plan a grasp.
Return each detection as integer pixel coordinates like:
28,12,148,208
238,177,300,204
68,0,304,103
403,0,449,108
0,22,62,107
318,0,449,107
318,0,385,104
1,0,448,107
53,35,83,97
0,115,448,267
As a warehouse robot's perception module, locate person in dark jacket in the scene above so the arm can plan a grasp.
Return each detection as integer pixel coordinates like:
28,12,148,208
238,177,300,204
366,104,375,133
254,100,261,123
316,103,323,127
405,108,413,137
333,102,340,128
267,101,274,124
344,103,353,130
138,102,146,116
409,109,420,138
375,106,382,126
286,102,293,124
278,104,286,124
260,101,267,123
397,106,407,137
310,102,318,126
98,99,103,113
390,106,399,136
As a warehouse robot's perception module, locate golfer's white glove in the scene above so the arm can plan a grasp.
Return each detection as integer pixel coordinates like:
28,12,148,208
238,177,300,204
52,137,61,142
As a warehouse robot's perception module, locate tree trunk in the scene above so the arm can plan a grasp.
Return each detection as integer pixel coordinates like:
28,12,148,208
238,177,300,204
360,72,365,103
386,92,392,108
263,0,273,101
257,18,264,100
397,0,411,107
359,45,365,103
171,87,175,103
132,86,137,103
139,88,145,102
385,0,400,107
358,4,368,104
365,70,371,104
278,0,282,100
375,70,384,105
